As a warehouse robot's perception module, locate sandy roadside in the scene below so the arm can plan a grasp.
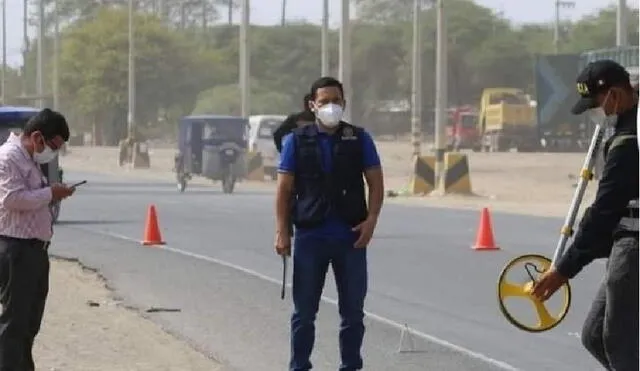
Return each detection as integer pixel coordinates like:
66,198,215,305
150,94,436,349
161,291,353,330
34,258,223,371
59,143,595,219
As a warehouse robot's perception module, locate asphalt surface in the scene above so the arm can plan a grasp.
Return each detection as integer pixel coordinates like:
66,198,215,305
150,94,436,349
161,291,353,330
49,171,606,371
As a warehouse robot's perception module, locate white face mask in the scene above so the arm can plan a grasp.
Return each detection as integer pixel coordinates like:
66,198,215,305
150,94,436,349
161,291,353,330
34,145,57,164
315,103,343,128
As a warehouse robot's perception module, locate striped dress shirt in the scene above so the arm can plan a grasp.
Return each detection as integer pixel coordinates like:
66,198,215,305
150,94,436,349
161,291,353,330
0,133,53,241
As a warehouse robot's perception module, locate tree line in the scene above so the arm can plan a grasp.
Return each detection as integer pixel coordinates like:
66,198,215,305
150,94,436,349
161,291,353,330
2,0,638,144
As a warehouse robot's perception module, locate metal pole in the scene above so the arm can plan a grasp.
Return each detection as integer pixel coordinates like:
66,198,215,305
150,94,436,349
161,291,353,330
616,0,627,46
53,0,59,110
21,0,27,97
281,0,286,26
321,0,329,76
410,0,421,157
553,1,560,53
37,0,44,108
158,0,166,22
554,1,575,53
128,0,136,136
434,0,447,192
202,1,207,30
1,0,6,104
339,0,351,122
240,0,250,117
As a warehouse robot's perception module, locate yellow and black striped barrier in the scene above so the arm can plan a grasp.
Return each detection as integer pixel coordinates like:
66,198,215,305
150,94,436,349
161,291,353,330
245,151,265,181
443,152,472,194
409,155,436,195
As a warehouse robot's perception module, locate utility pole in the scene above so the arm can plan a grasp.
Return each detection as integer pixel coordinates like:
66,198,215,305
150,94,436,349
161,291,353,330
158,0,167,22
434,0,447,192
339,0,351,122
1,0,6,104
553,0,575,54
53,0,60,110
21,0,27,97
410,0,422,158
280,0,286,26
616,0,627,46
202,1,207,30
128,0,136,136
36,0,44,108
321,0,329,76
240,0,250,117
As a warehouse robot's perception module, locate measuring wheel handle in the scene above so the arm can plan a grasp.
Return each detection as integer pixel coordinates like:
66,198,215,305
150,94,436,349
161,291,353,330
496,254,572,333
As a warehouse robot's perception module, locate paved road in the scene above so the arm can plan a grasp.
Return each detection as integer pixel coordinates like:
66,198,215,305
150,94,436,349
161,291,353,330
50,171,605,371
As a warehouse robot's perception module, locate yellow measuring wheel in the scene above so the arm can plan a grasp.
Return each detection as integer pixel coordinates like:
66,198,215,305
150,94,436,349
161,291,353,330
497,254,571,332
496,124,606,333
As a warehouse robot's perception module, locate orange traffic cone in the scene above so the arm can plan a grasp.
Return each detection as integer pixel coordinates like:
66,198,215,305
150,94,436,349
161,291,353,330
142,205,165,246
472,207,499,251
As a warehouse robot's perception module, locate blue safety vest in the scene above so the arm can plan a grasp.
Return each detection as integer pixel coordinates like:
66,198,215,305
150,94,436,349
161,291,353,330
290,123,368,229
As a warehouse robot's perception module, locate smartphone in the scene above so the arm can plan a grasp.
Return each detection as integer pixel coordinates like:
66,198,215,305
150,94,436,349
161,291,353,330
70,180,87,188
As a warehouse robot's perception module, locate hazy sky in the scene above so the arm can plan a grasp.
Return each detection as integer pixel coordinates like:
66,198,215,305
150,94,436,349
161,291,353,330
1,0,637,66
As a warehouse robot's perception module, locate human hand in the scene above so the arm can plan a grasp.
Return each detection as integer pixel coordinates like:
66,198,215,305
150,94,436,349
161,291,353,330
274,229,291,256
530,267,568,301
352,217,377,248
50,183,75,202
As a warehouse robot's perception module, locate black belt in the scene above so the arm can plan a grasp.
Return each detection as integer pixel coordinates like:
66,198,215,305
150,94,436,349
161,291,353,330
0,236,50,250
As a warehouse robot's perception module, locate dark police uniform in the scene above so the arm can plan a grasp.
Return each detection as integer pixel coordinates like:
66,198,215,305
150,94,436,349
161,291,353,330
555,60,638,370
274,110,315,236
273,110,315,153
279,122,381,371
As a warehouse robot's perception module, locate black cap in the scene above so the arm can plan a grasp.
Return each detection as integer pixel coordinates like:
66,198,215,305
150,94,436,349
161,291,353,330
571,59,631,115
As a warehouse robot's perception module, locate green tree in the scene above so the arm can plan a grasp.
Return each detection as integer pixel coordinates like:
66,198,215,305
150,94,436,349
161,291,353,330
58,7,215,144
193,82,291,116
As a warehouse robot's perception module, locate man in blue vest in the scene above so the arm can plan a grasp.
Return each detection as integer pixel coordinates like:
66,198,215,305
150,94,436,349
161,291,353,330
275,76,384,371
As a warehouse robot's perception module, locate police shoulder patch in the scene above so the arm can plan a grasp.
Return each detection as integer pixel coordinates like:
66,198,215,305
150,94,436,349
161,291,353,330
341,126,357,140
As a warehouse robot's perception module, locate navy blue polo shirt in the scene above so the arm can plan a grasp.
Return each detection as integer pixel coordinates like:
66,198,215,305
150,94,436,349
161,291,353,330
278,125,381,241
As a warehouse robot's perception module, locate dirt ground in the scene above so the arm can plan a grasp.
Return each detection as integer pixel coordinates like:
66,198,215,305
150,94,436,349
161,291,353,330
60,141,596,218
376,141,595,218
34,258,223,371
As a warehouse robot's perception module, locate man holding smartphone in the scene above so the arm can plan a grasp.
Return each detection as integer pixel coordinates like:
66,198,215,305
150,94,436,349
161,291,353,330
0,108,74,371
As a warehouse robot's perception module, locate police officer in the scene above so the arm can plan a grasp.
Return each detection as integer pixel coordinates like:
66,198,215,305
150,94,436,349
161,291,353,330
274,76,384,371
273,93,315,153
532,60,638,370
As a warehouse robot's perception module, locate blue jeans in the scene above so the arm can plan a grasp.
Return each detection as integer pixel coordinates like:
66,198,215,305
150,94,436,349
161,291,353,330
289,236,368,371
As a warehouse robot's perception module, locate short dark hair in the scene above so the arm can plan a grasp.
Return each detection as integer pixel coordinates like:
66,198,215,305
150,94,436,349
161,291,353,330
303,93,312,111
309,77,344,100
24,108,70,141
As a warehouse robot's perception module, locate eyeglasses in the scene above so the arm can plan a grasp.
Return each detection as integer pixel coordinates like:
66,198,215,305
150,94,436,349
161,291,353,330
43,138,61,151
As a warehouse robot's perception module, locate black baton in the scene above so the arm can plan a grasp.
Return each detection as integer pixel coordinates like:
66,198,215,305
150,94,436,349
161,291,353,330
281,255,288,300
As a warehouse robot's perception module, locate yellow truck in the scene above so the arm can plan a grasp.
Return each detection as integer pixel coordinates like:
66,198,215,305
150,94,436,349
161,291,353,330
477,88,538,152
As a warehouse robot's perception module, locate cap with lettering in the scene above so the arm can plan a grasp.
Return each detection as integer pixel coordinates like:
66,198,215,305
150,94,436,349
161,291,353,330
571,59,631,115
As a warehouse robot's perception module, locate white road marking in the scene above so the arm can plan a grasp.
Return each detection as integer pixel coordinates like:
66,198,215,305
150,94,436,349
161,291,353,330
66,225,522,371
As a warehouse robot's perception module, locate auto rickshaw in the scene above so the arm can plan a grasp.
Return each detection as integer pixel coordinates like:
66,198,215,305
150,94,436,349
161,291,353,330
0,106,65,222
174,115,248,194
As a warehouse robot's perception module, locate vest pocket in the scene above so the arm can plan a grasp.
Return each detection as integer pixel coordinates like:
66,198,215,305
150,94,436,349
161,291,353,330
292,191,331,229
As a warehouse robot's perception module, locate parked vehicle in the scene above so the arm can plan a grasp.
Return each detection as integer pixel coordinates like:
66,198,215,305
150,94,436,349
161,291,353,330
174,115,248,194
446,105,480,151
476,88,538,152
248,115,286,180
